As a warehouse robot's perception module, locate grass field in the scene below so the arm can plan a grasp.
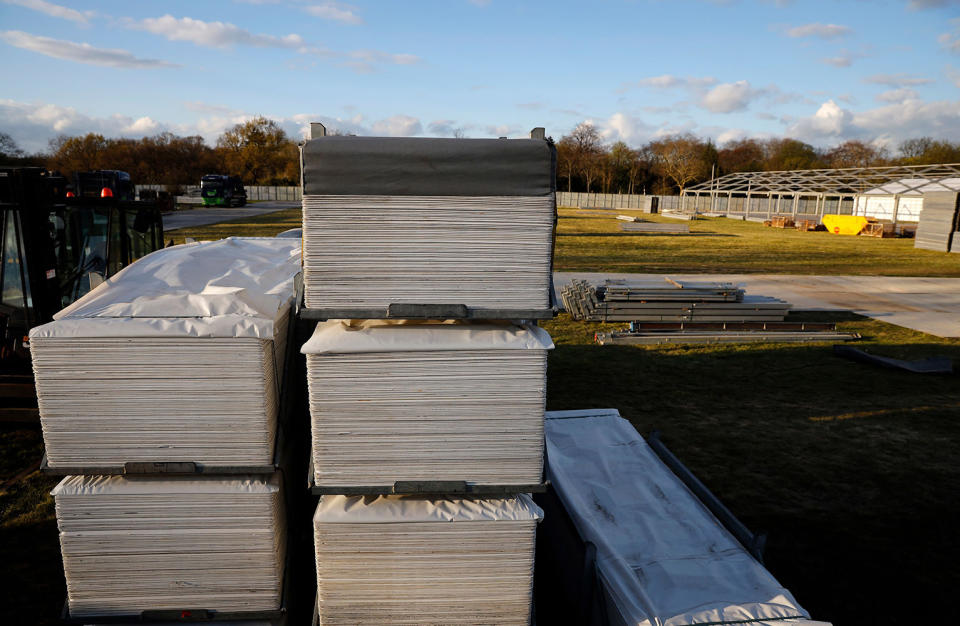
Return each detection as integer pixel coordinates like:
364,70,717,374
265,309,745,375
2,206,958,624
556,208,960,276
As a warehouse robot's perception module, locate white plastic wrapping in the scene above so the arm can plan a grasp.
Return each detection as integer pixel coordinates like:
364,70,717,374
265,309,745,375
544,409,813,626
314,493,543,524
313,494,540,624
31,237,301,340
301,319,554,354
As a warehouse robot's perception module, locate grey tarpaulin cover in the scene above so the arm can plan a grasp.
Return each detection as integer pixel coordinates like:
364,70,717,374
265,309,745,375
313,494,541,624
303,320,552,486
53,474,285,617
30,238,301,468
301,136,556,197
544,409,823,626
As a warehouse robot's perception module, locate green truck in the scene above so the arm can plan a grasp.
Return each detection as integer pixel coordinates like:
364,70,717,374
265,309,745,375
200,174,247,207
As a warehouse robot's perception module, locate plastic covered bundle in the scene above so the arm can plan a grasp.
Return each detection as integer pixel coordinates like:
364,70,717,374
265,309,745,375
30,237,301,469
53,474,286,617
303,320,553,488
313,493,542,624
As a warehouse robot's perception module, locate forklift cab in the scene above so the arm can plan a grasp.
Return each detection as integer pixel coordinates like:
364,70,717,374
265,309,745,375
0,167,163,369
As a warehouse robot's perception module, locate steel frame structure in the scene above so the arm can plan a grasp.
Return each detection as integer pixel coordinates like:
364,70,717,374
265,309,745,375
679,163,960,222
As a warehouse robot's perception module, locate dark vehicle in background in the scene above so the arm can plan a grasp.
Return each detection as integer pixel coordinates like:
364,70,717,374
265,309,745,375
1,167,164,420
74,169,135,201
201,174,247,207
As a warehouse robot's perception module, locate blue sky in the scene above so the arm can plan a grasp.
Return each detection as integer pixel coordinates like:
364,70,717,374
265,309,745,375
1,0,959,152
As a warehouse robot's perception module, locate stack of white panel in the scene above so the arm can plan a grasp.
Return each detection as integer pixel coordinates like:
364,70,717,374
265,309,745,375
53,475,285,617
300,137,556,311
30,237,301,469
303,320,553,487
313,494,542,624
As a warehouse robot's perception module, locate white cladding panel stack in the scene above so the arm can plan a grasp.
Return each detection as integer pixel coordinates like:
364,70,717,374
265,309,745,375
53,475,285,617
303,320,552,487
31,238,301,469
301,136,554,624
299,137,557,312
34,238,301,618
313,494,542,624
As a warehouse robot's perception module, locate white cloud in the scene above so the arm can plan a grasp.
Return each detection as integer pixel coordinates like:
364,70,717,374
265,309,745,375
304,2,363,25
864,73,934,87
586,112,654,145
908,0,960,9
637,74,683,88
1,0,93,24
875,88,920,103
787,98,960,147
0,30,177,68
939,19,960,54
821,56,852,67
129,15,304,49
786,23,852,39
427,120,459,136
701,80,760,113
346,49,419,72
371,114,422,136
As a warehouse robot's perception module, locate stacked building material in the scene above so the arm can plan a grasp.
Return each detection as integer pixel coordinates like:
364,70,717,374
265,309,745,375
561,278,791,323
30,238,300,470
542,409,816,626
300,136,556,315
53,475,285,617
915,191,960,252
313,494,541,624
303,320,552,488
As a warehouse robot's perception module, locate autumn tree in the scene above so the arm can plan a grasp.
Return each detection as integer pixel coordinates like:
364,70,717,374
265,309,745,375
897,137,960,165
216,116,298,185
825,140,888,168
763,138,823,171
718,138,765,174
647,133,712,194
48,133,110,175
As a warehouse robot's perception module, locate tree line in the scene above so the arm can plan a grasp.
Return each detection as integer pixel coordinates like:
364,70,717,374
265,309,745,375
3,118,960,193
0,116,300,189
555,123,960,195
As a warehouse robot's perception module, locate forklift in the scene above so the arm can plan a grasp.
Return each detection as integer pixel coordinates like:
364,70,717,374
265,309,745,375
0,167,164,421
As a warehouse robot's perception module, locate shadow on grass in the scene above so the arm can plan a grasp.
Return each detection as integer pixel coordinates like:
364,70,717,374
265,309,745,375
556,232,737,238
544,333,960,626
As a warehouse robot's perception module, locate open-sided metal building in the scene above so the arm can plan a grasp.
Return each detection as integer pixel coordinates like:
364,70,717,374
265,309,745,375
683,163,960,224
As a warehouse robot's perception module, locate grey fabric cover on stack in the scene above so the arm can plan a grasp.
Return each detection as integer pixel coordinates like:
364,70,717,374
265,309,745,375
915,191,960,252
303,320,553,487
53,475,285,617
300,136,556,311
313,494,542,625
30,238,300,469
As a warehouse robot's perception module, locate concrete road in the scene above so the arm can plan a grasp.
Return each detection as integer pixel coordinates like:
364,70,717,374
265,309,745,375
555,271,960,338
162,201,299,230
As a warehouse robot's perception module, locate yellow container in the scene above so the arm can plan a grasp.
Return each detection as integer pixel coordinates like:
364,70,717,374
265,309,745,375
822,214,870,236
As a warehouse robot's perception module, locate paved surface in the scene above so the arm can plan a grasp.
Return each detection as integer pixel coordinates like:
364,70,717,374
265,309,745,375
162,201,299,230
555,272,960,338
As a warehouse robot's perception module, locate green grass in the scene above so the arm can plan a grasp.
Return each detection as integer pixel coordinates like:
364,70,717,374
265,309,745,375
555,208,960,276
164,207,303,245
3,207,959,624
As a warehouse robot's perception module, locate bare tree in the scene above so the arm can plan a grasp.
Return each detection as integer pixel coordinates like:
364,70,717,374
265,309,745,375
825,140,888,168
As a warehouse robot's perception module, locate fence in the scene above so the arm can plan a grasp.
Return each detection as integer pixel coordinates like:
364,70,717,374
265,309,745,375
135,185,301,202
555,192,684,213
